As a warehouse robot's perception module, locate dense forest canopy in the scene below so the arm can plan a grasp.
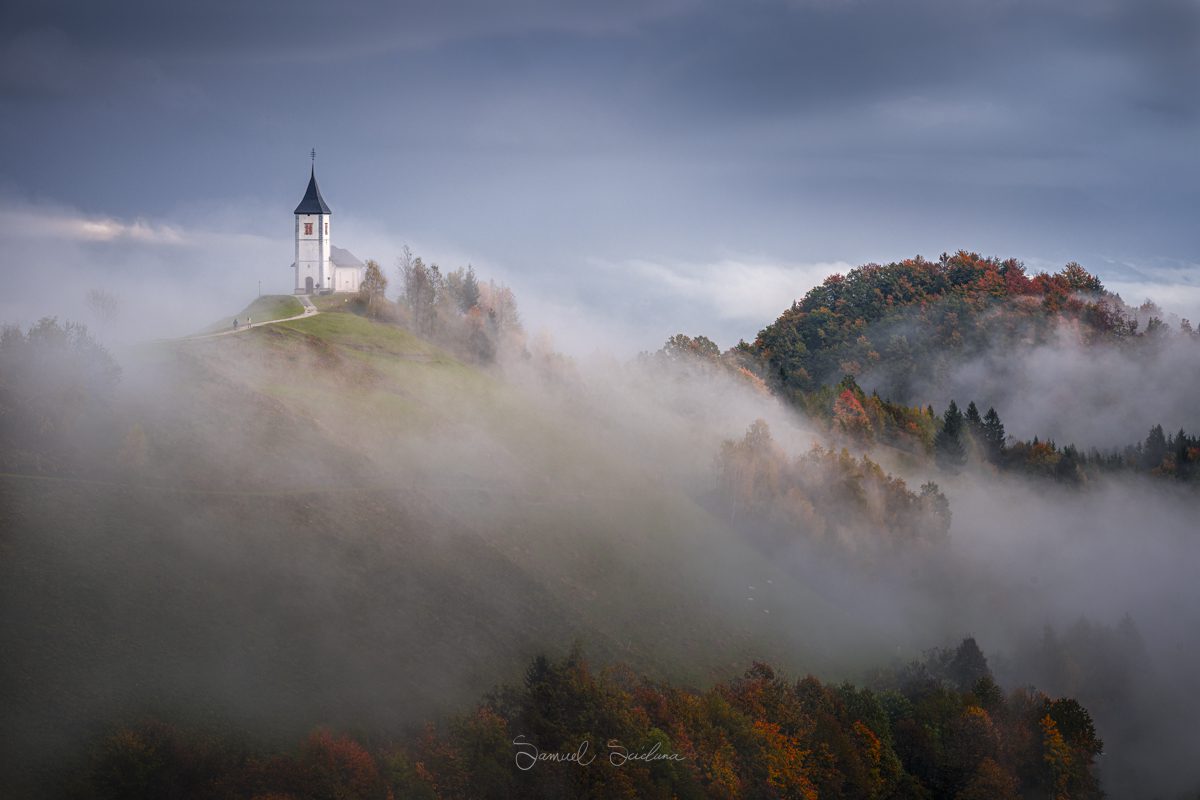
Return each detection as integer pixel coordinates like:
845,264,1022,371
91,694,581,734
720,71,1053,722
750,252,1143,396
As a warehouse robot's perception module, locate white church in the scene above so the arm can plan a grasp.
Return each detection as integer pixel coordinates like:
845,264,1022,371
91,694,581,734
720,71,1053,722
291,163,366,294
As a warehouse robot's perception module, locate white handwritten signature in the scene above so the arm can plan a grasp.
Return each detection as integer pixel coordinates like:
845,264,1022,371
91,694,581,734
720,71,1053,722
512,735,689,770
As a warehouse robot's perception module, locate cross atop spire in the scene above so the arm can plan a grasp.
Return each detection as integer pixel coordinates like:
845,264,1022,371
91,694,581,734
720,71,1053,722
294,155,331,215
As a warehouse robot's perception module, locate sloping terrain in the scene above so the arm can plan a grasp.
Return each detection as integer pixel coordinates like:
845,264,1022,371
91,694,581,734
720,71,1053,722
1,308,855,795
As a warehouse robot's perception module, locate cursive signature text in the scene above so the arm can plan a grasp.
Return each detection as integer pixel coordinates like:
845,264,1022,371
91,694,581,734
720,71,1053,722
512,735,689,770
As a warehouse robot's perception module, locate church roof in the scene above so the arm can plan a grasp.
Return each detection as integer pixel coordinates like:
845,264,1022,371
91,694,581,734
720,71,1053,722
294,167,332,215
330,246,363,268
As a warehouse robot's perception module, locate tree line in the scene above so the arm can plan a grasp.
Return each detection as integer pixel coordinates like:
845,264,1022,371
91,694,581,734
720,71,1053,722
356,246,524,364
82,640,1101,799
929,400,1200,483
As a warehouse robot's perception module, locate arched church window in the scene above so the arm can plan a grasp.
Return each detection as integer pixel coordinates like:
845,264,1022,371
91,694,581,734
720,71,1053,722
304,222,313,235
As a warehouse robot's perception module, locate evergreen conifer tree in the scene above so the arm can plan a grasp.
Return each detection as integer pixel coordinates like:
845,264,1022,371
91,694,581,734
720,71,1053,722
934,400,967,471
982,407,1006,463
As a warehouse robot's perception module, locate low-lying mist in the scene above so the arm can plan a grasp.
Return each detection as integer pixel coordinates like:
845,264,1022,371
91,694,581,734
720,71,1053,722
909,325,1200,448
2,299,1198,797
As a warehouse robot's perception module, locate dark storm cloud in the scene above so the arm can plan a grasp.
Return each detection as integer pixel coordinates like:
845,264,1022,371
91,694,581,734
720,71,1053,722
2,0,696,69
6,0,1195,115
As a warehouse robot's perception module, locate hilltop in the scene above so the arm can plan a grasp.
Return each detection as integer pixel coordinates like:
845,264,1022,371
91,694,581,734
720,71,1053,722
711,251,1200,480
748,251,1154,402
0,304,860,794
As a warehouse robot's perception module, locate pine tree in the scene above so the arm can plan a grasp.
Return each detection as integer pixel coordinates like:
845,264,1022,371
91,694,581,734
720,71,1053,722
964,401,984,455
1143,424,1168,470
1055,444,1082,484
982,407,1006,464
965,401,983,430
947,637,991,692
934,400,967,471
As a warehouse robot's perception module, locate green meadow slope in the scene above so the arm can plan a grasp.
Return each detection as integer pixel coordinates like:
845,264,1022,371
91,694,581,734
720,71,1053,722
197,294,304,333
1,308,857,795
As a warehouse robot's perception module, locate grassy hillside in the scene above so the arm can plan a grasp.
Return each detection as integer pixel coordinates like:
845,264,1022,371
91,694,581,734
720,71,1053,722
198,294,304,333
1,306,862,796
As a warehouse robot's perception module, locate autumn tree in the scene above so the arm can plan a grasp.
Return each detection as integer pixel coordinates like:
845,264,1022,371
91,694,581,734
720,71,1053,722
358,259,388,318
398,247,442,335
479,279,521,338
1040,713,1073,800
956,757,1019,800
662,333,721,362
442,265,482,315
832,386,873,441
72,645,1104,800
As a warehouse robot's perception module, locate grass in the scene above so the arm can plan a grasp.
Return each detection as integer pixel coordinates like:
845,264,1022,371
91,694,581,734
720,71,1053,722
247,310,496,433
198,295,304,334
311,294,359,312
275,310,440,356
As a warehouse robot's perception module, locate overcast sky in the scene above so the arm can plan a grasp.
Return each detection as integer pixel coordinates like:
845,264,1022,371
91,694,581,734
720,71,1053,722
1,0,1197,350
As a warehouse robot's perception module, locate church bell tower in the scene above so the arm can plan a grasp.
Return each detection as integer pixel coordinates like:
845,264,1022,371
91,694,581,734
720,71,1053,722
294,151,332,295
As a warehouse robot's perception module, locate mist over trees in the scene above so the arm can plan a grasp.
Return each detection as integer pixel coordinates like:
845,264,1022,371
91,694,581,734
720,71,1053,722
0,318,120,473
3,248,1200,797
749,251,1200,447
390,245,522,362
81,643,1103,800
715,419,951,554
750,252,1192,399
358,259,388,318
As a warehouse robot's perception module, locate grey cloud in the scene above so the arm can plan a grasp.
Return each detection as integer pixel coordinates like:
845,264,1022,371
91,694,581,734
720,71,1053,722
0,0,1196,355
0,28,83,97
5,0,698,65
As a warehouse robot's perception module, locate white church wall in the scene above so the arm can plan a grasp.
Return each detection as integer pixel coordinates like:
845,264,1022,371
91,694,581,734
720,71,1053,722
333,267,363,293
295,212,332,293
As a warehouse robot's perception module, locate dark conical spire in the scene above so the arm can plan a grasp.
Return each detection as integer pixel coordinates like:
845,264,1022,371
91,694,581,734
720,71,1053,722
294,165,331,215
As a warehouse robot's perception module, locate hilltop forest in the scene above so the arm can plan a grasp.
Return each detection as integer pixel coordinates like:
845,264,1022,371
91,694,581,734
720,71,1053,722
662,251,1200,484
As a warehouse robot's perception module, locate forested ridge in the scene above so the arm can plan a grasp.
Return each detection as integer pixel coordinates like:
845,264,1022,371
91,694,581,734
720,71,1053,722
660,251,1200,484
749,251,1160,396
81,642,1102,800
